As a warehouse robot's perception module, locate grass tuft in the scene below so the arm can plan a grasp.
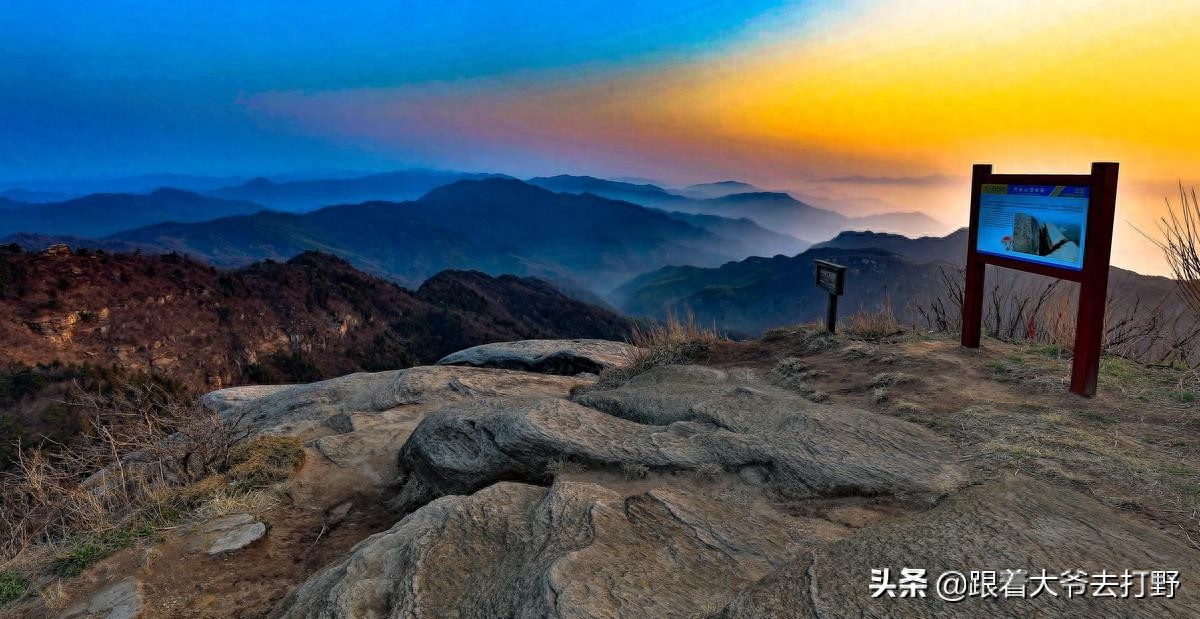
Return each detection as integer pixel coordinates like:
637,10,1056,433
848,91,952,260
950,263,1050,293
844,296,902,340
594,312,722,388
226,436,306,489
45,523,153,578
0,571,27,606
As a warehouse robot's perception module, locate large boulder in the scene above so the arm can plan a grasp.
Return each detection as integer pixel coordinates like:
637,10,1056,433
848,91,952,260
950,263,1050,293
204,365,591,438
436,339,638,375
275,477,1200,618
202,366,591,482
393,365,964,512
273,480,845,618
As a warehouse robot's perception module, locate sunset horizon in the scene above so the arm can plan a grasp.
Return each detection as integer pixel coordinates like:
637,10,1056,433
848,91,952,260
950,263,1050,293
6,0,1199,275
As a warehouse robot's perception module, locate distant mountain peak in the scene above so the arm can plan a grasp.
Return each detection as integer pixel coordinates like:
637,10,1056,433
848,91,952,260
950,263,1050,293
242,177,278,188
527,175,675,196
679,180,766,199
422,177,548,201
716,191,798,203
693,180,756,188
148,187,201,198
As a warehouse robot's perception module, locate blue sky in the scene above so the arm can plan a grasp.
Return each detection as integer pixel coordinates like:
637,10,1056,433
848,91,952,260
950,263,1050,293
0,0,800,180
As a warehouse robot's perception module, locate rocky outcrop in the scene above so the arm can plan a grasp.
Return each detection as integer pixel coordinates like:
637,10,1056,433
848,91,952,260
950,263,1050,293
204,365,591,483
205,365,592,438
721,477,1200,617
207,340,1200,618
1012,213,1041,254
274,480,846,618
393,365,964,512
436,338,638,375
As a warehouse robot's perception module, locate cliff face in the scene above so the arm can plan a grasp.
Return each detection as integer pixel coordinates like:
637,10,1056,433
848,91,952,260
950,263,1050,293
0,247,630,390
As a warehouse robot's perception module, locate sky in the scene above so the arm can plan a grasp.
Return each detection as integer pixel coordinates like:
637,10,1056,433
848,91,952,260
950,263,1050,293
2,0,1198,275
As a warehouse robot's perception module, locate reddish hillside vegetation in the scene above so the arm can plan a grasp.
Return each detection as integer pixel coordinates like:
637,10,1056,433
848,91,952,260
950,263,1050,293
0,245,630,391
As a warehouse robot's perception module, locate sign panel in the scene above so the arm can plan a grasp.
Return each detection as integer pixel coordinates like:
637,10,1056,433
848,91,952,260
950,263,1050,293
976,184,1090,271
814,260,846,295
962,162,1119,397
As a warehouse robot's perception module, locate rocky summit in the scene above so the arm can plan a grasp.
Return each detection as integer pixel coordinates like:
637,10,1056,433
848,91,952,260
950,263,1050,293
18,335,1199,618
191,338,1198,618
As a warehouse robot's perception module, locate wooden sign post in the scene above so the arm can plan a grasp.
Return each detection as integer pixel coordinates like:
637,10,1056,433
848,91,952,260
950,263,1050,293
962,162,1119,396
814,259,847,334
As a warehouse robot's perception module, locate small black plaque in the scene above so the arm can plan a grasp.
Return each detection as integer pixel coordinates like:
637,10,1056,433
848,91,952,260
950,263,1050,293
814,260,846,296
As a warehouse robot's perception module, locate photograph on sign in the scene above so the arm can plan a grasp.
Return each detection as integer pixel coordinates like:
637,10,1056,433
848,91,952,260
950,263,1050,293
975,184,1090,270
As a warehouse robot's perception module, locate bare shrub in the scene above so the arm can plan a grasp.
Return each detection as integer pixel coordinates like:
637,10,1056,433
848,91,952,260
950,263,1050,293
916,266,964,333
0,378,282,579
1143,184,1200,318
918,264,1200,366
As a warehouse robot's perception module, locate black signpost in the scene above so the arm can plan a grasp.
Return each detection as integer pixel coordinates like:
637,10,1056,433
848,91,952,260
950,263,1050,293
814,260,846,333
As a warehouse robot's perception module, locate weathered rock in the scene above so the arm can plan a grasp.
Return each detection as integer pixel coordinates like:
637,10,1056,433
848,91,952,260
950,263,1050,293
203,366,591,483
208,522,266,555
200,384,293,416
720,478,1200,618
205,365,591,438
394,365,964,512
204,515,267,554
60,578,142,619
273,480,839,618
436,339,638,375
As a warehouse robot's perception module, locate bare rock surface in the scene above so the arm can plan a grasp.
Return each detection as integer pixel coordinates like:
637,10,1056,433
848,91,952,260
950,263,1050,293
211,350,1200,618
201,365,590,482
200,384,293,416
60,578,142,619
274,480,843,618
393,365,964,511
206,520,267,554
205,365,590,438
721,477,1200,618
182,513,269,555
436,338,638,375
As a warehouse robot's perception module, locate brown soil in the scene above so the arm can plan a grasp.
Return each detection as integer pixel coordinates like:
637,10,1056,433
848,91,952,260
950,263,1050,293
17,449,396,619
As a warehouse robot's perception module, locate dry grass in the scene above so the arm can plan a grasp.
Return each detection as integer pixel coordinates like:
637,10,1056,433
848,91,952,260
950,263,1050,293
874,342,1200,546
593,312,723,388
903,402,1199,534
768,357,830,403
843,295,902,340
0,379,304,608
870,372,916,388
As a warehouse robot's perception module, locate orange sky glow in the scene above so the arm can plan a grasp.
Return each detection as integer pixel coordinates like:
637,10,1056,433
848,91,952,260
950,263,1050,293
244,0,1200,276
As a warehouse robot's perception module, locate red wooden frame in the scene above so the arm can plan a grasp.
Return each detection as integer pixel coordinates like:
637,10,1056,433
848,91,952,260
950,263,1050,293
961,162,1119,396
